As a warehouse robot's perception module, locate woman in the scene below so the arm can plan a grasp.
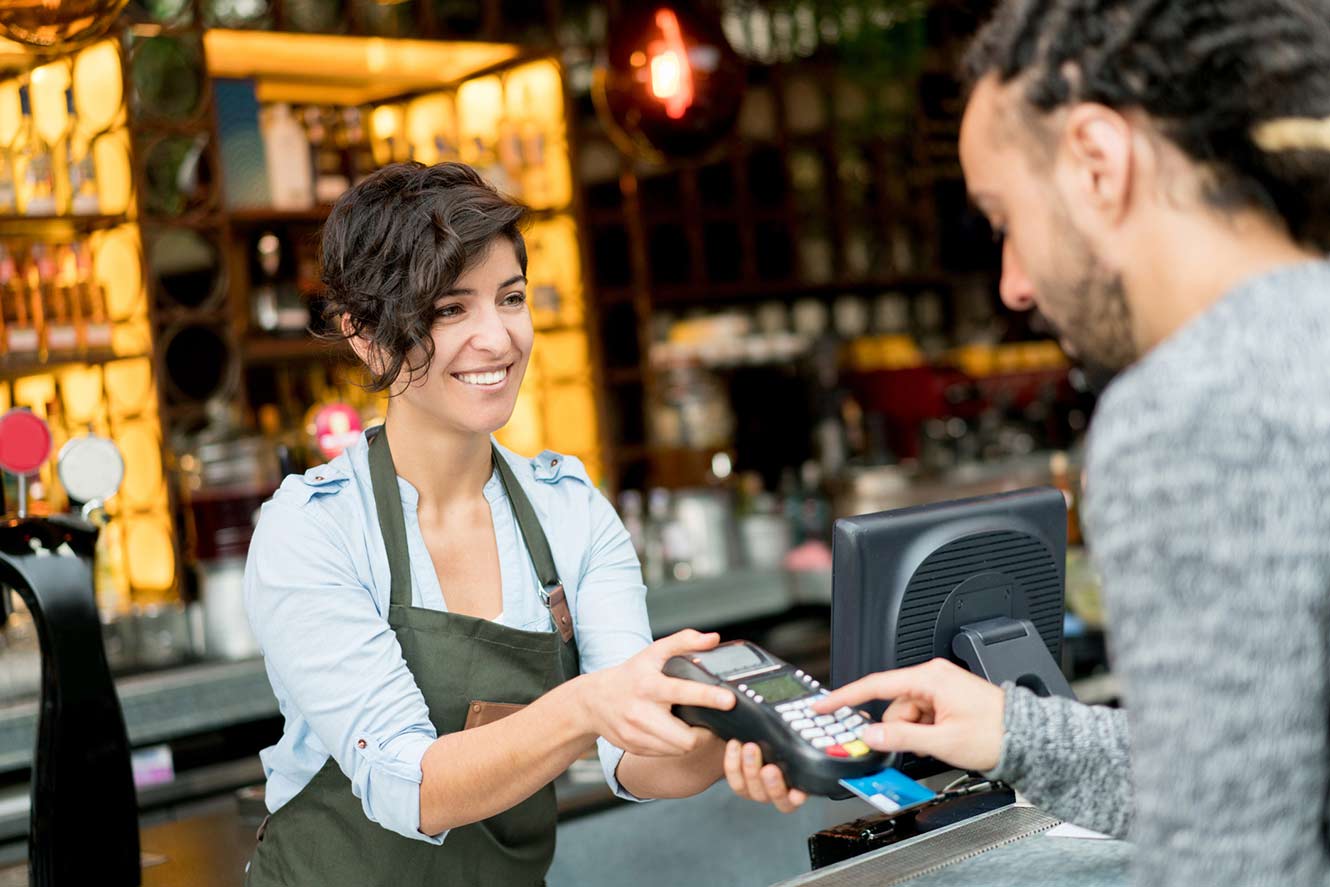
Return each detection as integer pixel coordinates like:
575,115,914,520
243,162,800,886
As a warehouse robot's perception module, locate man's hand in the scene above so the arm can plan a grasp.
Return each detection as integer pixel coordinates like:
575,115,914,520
811,659,1006,772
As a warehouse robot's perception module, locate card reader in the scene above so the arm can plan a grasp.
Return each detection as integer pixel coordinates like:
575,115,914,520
664,640,891,797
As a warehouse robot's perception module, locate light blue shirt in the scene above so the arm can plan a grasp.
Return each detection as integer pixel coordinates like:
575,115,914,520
243,433,651,844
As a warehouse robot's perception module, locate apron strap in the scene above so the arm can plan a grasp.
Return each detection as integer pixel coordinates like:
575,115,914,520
366,427,578,649
491,448,577,646
368,427,414,610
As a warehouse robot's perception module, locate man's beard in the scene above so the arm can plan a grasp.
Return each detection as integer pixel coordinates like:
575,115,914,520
1036,206,1137,374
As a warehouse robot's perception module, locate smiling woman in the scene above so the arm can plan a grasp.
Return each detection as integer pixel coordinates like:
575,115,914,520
242,161,766,887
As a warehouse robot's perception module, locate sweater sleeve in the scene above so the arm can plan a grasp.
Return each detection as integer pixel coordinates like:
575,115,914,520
1078,377,1330,887
985,685,1133,838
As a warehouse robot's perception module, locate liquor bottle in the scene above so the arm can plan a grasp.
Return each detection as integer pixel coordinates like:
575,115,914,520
0,81,20,214
16,84,57,216
65,88,99,216
261,103,314,211
74,241,111,349
339,106,378,185
44,243,78,354
23,245,49,355
303,106,348,204
0,245,37,355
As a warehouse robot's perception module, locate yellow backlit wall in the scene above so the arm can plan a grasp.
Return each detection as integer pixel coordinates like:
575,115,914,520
392,60,601,482
4,41,173,608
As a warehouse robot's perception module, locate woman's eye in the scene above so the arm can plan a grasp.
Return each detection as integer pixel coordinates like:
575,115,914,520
435,304,462,319
503,292,527,306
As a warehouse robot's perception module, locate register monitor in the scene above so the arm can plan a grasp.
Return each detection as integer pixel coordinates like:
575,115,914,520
831,486,1074,778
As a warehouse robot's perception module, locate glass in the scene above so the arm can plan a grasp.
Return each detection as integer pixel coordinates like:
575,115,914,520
142,133,214,216
352,0,414,37
285,0,343,32
163,324,232,401
130,35,204,123
204,0,272,28
149,229,222,308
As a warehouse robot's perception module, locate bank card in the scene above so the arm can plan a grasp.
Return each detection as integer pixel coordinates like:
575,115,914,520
838,768,937,815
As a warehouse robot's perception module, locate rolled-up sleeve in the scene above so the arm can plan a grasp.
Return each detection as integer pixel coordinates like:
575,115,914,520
245,499,447,843
565,481,654,801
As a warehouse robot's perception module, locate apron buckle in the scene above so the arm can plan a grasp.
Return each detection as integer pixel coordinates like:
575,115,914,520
543,583,575,644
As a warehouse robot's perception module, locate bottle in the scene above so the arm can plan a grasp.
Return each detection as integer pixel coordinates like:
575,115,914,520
303,106,349,204
1050,451,1082,546
0,81,20,214
65,88,98,216
617,490,646,562
0,244,36,355
261,103,314,211
23,245,48,356
74,241,111,349
339,106,378,185
44,243,78,354
17,83,57,216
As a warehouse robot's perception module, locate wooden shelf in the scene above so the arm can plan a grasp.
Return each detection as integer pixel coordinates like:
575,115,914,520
226,208,331,227
0,214,130,237
241,336,349,365
648,274,952,305
0,348,131,381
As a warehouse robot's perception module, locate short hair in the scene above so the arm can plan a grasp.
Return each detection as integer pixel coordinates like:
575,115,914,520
963,0,1330,249
318,162,530,391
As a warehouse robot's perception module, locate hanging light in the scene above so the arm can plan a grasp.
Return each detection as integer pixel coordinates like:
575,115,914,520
0,0,128,53
594,2,745,161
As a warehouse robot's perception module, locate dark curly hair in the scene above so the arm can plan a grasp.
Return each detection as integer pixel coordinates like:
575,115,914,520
962,0,1330,249
318,162,529,391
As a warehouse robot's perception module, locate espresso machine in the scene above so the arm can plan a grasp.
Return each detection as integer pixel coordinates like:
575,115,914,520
0,408,139,885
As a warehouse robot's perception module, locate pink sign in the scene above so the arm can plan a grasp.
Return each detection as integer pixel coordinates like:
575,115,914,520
313,403,362,461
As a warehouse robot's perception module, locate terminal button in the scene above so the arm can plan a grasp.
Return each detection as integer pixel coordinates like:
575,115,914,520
843,740,871,757
825,745,849,758
791,718,814,730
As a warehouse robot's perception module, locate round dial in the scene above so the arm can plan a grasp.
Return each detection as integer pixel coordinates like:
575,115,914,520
57,434,125,504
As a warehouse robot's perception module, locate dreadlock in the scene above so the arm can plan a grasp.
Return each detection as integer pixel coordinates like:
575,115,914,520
963,0,1330,249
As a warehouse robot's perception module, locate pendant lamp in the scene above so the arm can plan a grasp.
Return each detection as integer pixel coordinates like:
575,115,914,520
594,2,745,161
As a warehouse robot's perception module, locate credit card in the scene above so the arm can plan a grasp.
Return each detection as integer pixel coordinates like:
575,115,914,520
838,768,937,815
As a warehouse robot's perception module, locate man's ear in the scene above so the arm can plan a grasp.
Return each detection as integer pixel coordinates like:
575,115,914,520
1060,103,1134,225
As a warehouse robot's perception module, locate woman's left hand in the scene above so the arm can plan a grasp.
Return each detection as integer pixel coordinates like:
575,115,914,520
722,740,808,813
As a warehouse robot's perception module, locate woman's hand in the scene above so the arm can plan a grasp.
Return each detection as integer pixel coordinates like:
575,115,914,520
577,630,736,757
722,740,808,813
811,658,1006,772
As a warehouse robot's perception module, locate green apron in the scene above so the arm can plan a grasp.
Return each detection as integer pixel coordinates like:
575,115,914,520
247,429,580,886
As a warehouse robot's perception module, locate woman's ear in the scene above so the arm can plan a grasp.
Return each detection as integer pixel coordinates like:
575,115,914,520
342,314,382,374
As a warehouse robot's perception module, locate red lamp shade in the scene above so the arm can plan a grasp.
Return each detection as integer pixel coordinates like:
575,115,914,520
594,2,745,161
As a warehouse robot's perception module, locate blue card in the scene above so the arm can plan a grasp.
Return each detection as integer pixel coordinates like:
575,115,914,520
838,768,937,814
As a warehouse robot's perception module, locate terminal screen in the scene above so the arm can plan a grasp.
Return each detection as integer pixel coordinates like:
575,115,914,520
699,644,764,677
748,674,808,704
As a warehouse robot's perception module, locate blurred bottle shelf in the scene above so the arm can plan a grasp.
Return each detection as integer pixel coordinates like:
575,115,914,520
0,214,128,237
0,347,130,381
241,336,349,365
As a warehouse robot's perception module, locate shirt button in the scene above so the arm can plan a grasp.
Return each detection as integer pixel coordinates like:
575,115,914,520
357,739,367,749
551,459,558,465
314,475,324,481
472,704,482,713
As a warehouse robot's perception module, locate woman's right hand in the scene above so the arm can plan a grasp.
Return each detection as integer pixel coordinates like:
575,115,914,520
577,630,736,757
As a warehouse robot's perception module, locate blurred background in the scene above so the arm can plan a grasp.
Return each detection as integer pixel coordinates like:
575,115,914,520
0,0,1113,875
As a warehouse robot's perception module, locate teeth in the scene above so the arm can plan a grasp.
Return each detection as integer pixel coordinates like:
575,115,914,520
455,368,507,386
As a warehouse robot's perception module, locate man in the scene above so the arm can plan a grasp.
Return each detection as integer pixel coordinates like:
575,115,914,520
811,2,1330,885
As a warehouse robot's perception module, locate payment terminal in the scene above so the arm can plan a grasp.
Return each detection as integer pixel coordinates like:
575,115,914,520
665,640,890,797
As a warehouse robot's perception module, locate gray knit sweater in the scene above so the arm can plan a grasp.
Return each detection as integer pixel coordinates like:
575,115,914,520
987,260,1330,886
